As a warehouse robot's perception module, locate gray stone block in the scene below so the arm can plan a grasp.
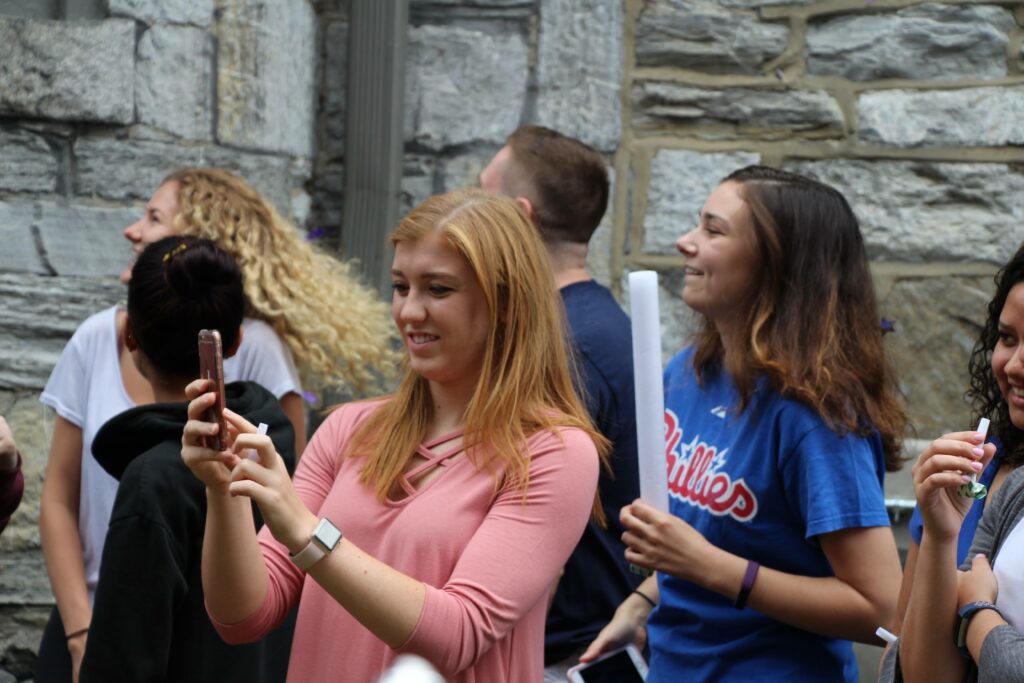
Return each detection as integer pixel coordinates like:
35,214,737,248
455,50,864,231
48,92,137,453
643,149,760,254
634,82,844,131
0,128,57,194
859,87,1024,147
107,0,215,26
74,135,296,216
881,276,991,436
636,0,788,72
439,154,489,193
0,18,135,124
0,604,50,681
322,20,348,158
719,0,816,5
0,205,47,275
0,273,124,390
0,200,136,278
136,25,215,140
36,203,138,278
807,4,1013,81
216,0,316,157
404,25,528,151
399,156,436,217
535,0,623,152
787,160,1024,264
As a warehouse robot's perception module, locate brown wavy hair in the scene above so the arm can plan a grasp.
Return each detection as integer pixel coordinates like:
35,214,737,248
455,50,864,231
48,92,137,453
691,166,907,471
345,188,609,511
967,242,1024,467
163,168,399,393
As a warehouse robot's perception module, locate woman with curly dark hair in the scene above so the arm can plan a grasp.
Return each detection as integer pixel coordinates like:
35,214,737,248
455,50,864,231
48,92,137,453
891,243,1024,683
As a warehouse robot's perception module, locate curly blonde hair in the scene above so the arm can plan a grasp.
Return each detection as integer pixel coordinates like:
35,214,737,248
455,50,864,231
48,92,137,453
163,168,399,393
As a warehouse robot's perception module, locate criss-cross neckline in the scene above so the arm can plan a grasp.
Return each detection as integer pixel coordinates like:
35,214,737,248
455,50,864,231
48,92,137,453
389,428,467,502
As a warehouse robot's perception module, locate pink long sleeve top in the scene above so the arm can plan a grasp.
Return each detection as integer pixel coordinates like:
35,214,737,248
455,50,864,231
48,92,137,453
211,399,599,682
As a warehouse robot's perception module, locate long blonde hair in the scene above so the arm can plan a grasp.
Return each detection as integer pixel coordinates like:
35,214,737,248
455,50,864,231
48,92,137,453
347,189,608,507
164,168,399,392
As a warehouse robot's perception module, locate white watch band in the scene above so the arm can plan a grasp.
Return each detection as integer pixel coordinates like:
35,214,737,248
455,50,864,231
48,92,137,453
289,518,342,571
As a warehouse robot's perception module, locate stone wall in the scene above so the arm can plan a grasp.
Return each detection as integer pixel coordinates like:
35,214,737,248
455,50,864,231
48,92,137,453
1,0,1023,679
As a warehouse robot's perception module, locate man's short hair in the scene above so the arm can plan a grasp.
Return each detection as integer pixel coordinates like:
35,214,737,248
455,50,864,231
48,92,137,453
503,125,609,245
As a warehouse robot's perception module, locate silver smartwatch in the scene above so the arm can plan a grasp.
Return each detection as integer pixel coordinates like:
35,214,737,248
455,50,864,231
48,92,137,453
289,518,343,571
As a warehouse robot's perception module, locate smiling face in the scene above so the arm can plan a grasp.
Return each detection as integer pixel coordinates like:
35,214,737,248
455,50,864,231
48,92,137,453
675,180,760,332
391,232,491,398
120,181,181,284
994,281,1024,430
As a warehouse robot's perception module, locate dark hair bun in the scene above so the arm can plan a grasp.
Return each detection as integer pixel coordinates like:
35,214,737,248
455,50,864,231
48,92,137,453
127,236,245,378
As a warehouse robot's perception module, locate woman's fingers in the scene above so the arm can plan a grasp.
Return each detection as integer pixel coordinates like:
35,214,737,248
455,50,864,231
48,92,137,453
185,378,211,400
230,431,279,470
223,407,257,435
186,391,218,422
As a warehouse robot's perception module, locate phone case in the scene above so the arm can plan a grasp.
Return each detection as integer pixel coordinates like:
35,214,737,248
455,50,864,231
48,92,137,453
198,329,227,451
566,645,648,682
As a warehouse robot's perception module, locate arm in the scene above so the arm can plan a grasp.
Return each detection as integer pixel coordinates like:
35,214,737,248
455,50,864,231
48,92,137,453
278,391,306,461
0,416,24,533
192,401,598,675
579,575,657,662
892,539,919,634
900,431,993,683
38,415,91,678
621,500,901,642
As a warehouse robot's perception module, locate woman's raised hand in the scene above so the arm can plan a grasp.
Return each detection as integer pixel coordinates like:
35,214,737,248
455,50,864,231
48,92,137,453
181,379,239,493
221,408,317,553
912,431,996,542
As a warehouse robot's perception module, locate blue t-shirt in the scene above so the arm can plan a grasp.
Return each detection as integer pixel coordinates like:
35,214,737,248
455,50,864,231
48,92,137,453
908,444,1002,564
647,349,890,683
545,281,642,663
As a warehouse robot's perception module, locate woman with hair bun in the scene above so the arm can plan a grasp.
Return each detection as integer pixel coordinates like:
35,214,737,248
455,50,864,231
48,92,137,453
36,168,395,682
79,235,296,682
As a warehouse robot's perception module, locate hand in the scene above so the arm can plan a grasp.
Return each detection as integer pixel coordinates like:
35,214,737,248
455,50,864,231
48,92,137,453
181,379,241,494
67,629,87,683
0,416,19,472
578,594,649,663
958,553,998,609
222,408,317,553
621,499,713,579
912,431,995,542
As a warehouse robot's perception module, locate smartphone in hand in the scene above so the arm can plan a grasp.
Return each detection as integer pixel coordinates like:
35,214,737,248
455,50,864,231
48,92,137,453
567,645,648,683
197,329,227,451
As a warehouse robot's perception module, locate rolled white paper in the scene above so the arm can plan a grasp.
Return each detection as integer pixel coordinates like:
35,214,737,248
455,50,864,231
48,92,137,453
629,271,669,514
970,417,990,486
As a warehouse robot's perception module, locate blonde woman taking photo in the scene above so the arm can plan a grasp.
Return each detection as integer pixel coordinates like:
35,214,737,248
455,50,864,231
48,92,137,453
36,168,395,682
181,189,603,682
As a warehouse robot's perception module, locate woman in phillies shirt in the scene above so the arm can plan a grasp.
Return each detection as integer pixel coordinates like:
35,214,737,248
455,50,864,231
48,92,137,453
582,165,907,682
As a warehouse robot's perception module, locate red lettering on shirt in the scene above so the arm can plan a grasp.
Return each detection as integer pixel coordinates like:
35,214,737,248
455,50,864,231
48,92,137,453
664,409,758,522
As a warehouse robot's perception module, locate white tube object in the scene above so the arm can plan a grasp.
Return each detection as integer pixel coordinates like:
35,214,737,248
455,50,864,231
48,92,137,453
970,417,990,486
629,271,669,513
246,422,269,462
875,626,897,644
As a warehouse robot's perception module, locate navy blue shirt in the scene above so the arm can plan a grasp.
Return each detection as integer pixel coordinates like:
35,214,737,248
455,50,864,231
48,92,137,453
545,280,642,663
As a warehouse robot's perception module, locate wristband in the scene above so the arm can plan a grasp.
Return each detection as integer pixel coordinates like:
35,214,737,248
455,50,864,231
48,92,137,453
65,627,89,641
734,560,760,610
632,589,657,609
956,600,1004,658
289,518,343,571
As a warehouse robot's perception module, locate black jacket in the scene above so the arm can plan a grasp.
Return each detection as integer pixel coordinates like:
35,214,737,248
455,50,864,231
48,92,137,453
80,381,296,683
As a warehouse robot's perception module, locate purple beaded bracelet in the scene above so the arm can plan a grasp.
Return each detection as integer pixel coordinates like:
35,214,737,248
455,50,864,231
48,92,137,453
734,560,760,610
